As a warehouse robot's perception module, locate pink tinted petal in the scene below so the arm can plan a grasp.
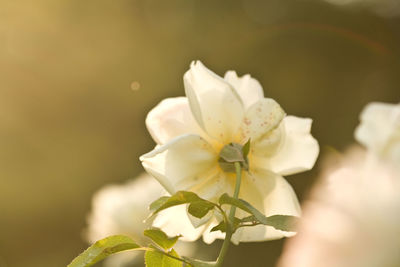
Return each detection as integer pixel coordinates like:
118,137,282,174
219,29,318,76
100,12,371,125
239,98,285,142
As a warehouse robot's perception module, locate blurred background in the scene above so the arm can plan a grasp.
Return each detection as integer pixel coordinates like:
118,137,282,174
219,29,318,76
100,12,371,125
0,0,399,266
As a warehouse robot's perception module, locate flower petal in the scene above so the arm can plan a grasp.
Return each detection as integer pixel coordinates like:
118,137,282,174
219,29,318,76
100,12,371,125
140,134,217,194
252,116,319,176
146,97,207,145
201,217,226,244
224,70,264,109
184,61,245,143
190,172,234,243
354,102,400,157
156,171,234,243
85,173,165,244
250,123,285,158
186,170,234,201
231,170,301,244
153,204,206,242
184,172,234,228
187,208,214,228
239,98,285,142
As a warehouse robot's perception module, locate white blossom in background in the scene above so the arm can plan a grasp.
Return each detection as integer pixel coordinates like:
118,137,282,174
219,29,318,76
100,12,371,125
140,61,319,244
321,0,400,17
85,173,196,267
355,102,400,166
278,101,400,267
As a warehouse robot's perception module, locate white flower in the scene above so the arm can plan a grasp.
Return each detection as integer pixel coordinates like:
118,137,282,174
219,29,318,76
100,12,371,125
355,102,400,165
140,61,319,244
278,148,400,267
279,101,400,267
85,173,196,267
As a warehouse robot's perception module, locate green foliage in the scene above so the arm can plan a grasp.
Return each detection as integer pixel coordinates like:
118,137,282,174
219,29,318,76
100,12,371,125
149,196,170,212
188,200,215,219
67,235,140,267
263,215,299,232
219,193,298,232
144,228,180,250
219,193,266,223
242,139,251,158
69,182,297,267
151,191,216,219
210,217,241,233
145,247,182,267
239,215,257,223
210,220,227,233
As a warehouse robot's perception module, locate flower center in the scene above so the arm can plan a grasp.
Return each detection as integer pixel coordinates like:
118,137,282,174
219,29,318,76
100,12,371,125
218,141,250,173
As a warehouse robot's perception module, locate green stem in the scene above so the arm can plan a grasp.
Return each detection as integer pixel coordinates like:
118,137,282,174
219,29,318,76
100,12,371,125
215,162,242,267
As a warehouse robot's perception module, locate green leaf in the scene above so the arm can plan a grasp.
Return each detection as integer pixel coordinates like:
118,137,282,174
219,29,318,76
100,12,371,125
153,191,216,216
218,194,299,232
144,228,180,250
219,193,267,224
210,221,226,233
239,215,257,223
145,247,182,267
264,215,298,232
149,196,170,212
68,235,140,267
210,217,242,233
242,139,251,158
211,214,248,233
188,201,215,219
